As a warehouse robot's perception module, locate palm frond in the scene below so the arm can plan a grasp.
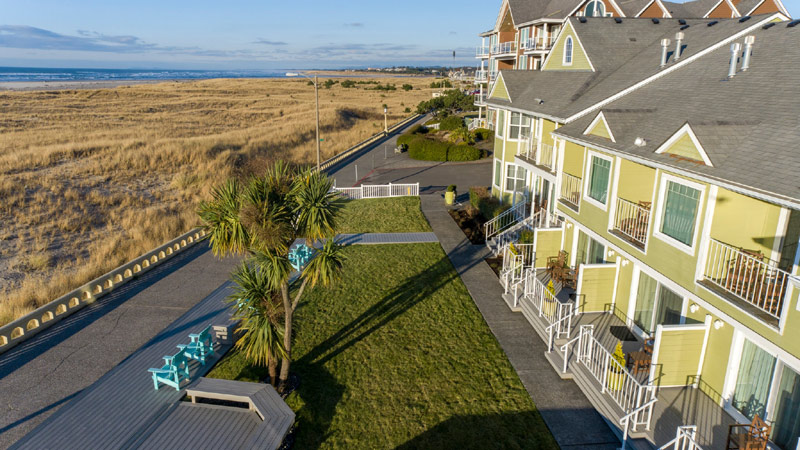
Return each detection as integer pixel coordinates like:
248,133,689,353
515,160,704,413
197,179,249,256
302,238,346,288
292,170,340,243
253,250,293,291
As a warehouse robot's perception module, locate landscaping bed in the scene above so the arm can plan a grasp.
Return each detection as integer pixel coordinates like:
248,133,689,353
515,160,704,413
207,243,557,449
396,120,492,162
447,208,485,245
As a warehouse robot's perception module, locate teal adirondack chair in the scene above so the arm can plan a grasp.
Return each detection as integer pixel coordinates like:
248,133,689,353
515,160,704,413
148,350,190,391
177,325,215,365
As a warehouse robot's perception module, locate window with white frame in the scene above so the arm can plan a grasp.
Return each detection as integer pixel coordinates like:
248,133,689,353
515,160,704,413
508,112,531,140
564,37,573,65
586,154,612,205
505,164,527,193
518,55,528,70
494,159,502,187
632,271,683,335
575,230,606,266
496,110,506,138
657,178,702,248
520,27,529,47
732,338,776,421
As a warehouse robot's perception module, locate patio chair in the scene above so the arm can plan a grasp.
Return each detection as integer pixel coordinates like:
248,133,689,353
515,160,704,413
547,251,568,281
561,265,579,290
726,248,764,298
178,324,215,365
726,415,770,450
148,349,190,391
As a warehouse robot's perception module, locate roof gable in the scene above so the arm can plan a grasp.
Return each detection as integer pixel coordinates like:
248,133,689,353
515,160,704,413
490,73,512,101
584,112,616,141
541,20,595,71
655,123,713,166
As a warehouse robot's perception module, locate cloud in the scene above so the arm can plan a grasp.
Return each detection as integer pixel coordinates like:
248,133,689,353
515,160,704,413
344,22,364,27
252,38,288,46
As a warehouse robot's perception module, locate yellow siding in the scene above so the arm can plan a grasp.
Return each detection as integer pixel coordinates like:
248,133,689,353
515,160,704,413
542,22,592,71
491,76,510,100
578,265,617,312
562,141,585,178
656,327,706,387
587,116,612,140
542,119,557,144
616,159,656,205
613,258,634,317
535,229,563,268
711,188,782,257
503,140,520,161
662,132,707,164
685,304,733,403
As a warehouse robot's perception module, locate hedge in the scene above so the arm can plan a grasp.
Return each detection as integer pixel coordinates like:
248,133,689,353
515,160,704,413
405,138,483,162
439,116,465,131
447,145,482,161
469,186,509,220
473,128,494,141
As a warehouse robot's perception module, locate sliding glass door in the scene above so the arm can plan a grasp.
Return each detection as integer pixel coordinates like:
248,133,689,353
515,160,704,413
772,366,800,449
633,271,684,335
732,339,776,421
575,230,606,266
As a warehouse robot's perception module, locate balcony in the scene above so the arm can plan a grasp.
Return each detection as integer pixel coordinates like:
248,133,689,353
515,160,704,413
474,93,487,106
560,173,582,211
521,37,555,52
491,41,517,57
474,70,488,83
611,198,652,250
476,46,490,58
700,239,791,324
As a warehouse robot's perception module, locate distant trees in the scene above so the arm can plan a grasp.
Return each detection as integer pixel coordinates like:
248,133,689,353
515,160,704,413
416,89,476,116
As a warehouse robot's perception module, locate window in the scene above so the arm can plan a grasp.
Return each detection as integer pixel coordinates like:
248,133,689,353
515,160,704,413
575,230,605,265
496,110,506,138
518,55,528,70
564,37,573,65
494,159,502,187
732,339,776,420
633,272,684,334
506,164,527,193
520,28,529,47
586,0,606,16
508,112,531,140
660,180,701,246
587,155,612,205
771,365,800,449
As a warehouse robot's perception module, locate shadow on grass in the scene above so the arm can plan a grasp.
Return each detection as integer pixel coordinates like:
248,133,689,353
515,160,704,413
394,412,560,450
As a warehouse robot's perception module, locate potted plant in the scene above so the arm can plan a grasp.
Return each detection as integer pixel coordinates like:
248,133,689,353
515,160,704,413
445,185,457,205
607,341,627,391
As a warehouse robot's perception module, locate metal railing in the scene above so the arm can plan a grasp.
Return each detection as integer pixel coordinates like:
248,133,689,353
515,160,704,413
476,46,491,58
469,118,488,130
560,173,582,209
333,183,419,200
521,272,573,347
474,93,487,106
576,325,656,431
539,142,555,170
658,426,704,450
491,41,517,55
620,398,660,450
702,238,790,320
613,198,651,248
474,70,488,82
521,37,556,51
484,198,527,241
517,135,539,160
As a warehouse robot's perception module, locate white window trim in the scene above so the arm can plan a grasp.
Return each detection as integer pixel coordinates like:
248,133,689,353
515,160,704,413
563,36,574,66
583,111,616,143
652,173,706,256
507,112,532,142
505,162,527,193
493,158,503,188
496,110,506,139
582,151,613,211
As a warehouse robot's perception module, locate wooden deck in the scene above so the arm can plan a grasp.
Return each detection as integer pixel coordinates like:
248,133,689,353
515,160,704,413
10,281,277,450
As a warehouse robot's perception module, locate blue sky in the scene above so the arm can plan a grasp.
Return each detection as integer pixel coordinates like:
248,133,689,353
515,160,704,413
0,0,797,70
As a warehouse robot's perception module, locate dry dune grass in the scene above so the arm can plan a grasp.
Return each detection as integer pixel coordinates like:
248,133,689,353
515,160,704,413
0,76,433,325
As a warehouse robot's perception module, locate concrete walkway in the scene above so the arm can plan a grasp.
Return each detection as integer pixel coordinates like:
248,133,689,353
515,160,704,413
419,194,620,450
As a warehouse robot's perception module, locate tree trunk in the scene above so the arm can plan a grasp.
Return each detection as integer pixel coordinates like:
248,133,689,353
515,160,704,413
268,356,278,387
278,282,293,393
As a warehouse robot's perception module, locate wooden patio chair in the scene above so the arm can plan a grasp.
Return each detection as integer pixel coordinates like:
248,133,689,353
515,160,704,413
727,249,764,298
547,251,568,282
726,415,770,450
178,324,215,366
562,265,579,290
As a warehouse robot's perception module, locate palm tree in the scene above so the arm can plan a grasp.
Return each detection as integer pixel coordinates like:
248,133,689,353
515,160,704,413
198,161,345,392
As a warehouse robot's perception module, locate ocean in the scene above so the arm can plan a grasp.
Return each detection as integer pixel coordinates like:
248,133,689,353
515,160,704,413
0,67,292,83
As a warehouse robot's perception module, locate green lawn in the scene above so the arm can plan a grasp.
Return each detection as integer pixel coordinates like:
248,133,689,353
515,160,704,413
335,197,432,234
208,244,557,449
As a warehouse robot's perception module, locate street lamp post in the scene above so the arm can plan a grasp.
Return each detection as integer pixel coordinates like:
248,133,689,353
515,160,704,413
286,72,321,171
383,106,388,134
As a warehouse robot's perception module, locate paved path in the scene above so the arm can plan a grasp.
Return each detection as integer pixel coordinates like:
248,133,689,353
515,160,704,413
10,282,236,449
0,244,239,449
419,194,620,450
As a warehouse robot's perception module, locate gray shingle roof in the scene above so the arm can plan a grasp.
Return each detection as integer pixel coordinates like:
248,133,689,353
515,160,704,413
487,16,778,121
552,22,800,205
661,0,719,17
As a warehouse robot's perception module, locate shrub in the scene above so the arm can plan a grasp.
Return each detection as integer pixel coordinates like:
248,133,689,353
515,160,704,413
408,138,449,161
473,128,494,141
447,144,482,161
446,184,457,193
408,124,428,135
518,230,534,244
404,107,411,113
341,79,356,88
469,186,509,220
396,134,416,147
439,116,465,131
402,84,413,91
416,89,476,115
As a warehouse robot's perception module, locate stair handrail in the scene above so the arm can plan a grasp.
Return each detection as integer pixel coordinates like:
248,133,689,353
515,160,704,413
620,398,659,450
657,426,704,450
545,304,575,352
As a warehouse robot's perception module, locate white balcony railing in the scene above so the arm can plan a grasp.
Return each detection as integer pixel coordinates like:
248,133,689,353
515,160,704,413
521,37,556,51
517,135,538,160
523,272,573,338
560,173,581,209
539,142,555,170
474,93,487,106
476,46,491,58
613,198,651,248
474,70,488,82
484,198,527,241
488,70,498,80
658,426,705,450
702,239,790,320
491,41,517,55
468,118,488,131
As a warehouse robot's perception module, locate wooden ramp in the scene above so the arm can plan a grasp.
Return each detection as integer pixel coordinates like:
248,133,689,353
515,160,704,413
10,282,251,450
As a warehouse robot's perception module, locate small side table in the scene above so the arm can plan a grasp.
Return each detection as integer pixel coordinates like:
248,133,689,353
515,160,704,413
628,351,652,375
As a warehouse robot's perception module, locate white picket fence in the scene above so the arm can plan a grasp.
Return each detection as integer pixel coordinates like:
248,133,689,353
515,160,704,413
333,183,420,200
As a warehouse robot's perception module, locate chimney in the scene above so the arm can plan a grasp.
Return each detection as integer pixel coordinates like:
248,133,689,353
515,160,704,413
741,35,755,71
674,32,685,61
728,42,741,78
660,39,671,67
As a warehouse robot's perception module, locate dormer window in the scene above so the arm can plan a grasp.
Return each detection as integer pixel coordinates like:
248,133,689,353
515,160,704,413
564,37,573,65
586,0,606,17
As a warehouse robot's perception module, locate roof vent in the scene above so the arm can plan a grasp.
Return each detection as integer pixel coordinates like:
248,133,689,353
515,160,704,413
534,98,544,104
660,38,671,68
680,24,691,30
707,20,718,27
762,22,776,29
739,16,751,22
579,17,588,23
788,19,800,27
674,32,685,61
615,17,623,23
634,137,647,147
728,42,741,78
652,18,660,24
741,35,755,71
678,19,687,25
